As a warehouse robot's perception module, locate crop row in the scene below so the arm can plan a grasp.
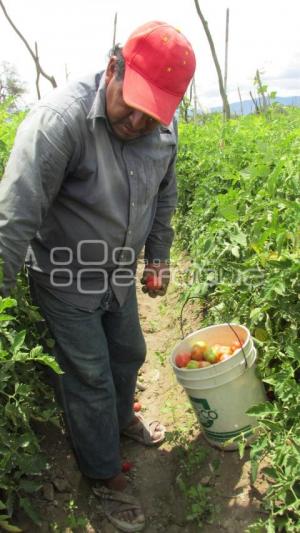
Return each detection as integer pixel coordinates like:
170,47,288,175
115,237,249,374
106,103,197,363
175,108,300,532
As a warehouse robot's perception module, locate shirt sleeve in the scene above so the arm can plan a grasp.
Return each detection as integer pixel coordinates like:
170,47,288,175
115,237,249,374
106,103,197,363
144,133,178,264
0,106,74,293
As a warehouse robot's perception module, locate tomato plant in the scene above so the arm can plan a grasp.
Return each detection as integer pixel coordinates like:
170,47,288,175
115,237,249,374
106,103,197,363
176,106,300,530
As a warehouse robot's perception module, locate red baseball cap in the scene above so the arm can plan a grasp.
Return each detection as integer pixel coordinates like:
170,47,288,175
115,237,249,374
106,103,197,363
122,21,196,125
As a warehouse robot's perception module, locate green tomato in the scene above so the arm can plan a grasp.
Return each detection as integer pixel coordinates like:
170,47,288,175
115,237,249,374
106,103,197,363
203,347,218,364
186,360,200,369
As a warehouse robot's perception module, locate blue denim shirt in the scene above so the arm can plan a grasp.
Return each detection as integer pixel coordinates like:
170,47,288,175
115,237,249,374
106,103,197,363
0,71,177,309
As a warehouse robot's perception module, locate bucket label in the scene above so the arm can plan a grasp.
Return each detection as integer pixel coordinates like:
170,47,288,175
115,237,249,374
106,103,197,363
189,397,218,428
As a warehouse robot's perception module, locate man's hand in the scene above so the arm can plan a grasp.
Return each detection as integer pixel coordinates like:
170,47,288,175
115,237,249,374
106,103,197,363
141,262,170,298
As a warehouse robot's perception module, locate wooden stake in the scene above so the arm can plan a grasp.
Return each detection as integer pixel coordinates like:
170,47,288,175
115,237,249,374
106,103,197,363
112,12,118,48
237,87,243,115
194,0,230,120
224,8,229,95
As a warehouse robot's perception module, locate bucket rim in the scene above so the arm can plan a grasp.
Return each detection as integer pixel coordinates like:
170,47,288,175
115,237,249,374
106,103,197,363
178,323,250,343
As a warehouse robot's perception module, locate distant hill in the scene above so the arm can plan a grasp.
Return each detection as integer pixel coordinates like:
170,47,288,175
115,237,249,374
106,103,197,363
210,96,300,115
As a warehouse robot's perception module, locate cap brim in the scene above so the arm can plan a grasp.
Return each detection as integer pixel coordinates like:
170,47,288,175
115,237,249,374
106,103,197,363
122,65,180,126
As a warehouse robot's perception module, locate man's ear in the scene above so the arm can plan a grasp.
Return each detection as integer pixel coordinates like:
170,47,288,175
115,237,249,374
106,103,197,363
105,56,117,85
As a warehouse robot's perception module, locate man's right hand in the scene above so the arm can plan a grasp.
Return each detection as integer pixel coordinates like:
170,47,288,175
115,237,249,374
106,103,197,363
140,262,170,298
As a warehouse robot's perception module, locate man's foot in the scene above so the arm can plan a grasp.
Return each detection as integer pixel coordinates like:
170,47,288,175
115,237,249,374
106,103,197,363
122,413,165,446
92,473,145,532
104,472,127,491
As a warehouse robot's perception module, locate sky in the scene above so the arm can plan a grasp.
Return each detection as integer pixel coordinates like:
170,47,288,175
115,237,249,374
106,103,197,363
0,0,299,110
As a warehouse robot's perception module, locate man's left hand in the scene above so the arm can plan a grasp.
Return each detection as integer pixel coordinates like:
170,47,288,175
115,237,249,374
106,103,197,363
141,262,170,298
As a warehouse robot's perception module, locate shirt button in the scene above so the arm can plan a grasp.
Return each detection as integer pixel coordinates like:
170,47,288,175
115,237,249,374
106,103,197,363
131,202,135,207
130,170,134,176
128,230,132,235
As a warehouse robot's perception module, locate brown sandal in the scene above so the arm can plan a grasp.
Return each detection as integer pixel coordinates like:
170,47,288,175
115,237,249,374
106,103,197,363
122,413,166,446
92,485,145,532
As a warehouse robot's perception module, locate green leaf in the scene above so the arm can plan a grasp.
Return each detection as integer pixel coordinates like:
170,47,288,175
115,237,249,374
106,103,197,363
232,231,247,247
262,467,277,480
0,521,22,532
285,345,300,362
0,298,16,312
45,337,55,349
273,281,286,296
230,245,240,258
250,308,263,320
19,479,43,493
0,314,15,322
247,402,276,416
19,498,41,525
11,330,26,353
203,238,214,254
28,345,44,358
18,434,32,448
261,419,282,432
35,355,63,374
218,204,239,221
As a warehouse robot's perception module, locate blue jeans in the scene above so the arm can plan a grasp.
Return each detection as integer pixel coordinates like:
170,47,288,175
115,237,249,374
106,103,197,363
29,277,146,479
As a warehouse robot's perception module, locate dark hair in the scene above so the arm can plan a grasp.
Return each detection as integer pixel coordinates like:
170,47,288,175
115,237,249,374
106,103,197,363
109,43,125,80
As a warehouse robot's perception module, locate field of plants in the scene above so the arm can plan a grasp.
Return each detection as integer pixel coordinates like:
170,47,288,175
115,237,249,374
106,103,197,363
0,99,62,531
175,106,300,531
0,98,299,532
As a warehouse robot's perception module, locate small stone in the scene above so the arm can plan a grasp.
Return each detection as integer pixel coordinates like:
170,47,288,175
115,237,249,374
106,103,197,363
200,475,211,485
136,380,146,391
42,482,54,501
52,477,70,492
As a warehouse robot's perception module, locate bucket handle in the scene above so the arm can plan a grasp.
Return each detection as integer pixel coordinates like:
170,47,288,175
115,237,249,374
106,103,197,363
179,296,248,368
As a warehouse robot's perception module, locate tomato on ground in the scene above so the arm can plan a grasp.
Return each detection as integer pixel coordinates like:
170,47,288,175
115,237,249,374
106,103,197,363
133,402,141,412
122,461,134,473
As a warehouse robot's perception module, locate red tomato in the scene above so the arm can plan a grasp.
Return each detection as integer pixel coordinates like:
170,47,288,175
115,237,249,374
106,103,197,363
213,345,231,362
230,340,243,354
219,353,232,362
175,351,192,368
146,275,162,291
133,402,141,412
198,360,212,368
191,341,208,361
122,461,134,473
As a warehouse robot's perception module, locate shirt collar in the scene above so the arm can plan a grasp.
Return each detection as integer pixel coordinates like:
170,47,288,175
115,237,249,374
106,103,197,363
87,71,107,121
87,71,173,136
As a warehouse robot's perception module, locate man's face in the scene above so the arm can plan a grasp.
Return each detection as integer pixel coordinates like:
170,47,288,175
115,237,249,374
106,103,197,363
105,58,160,141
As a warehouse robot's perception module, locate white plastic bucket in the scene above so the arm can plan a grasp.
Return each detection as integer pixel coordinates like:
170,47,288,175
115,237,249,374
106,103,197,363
170,323,267,450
